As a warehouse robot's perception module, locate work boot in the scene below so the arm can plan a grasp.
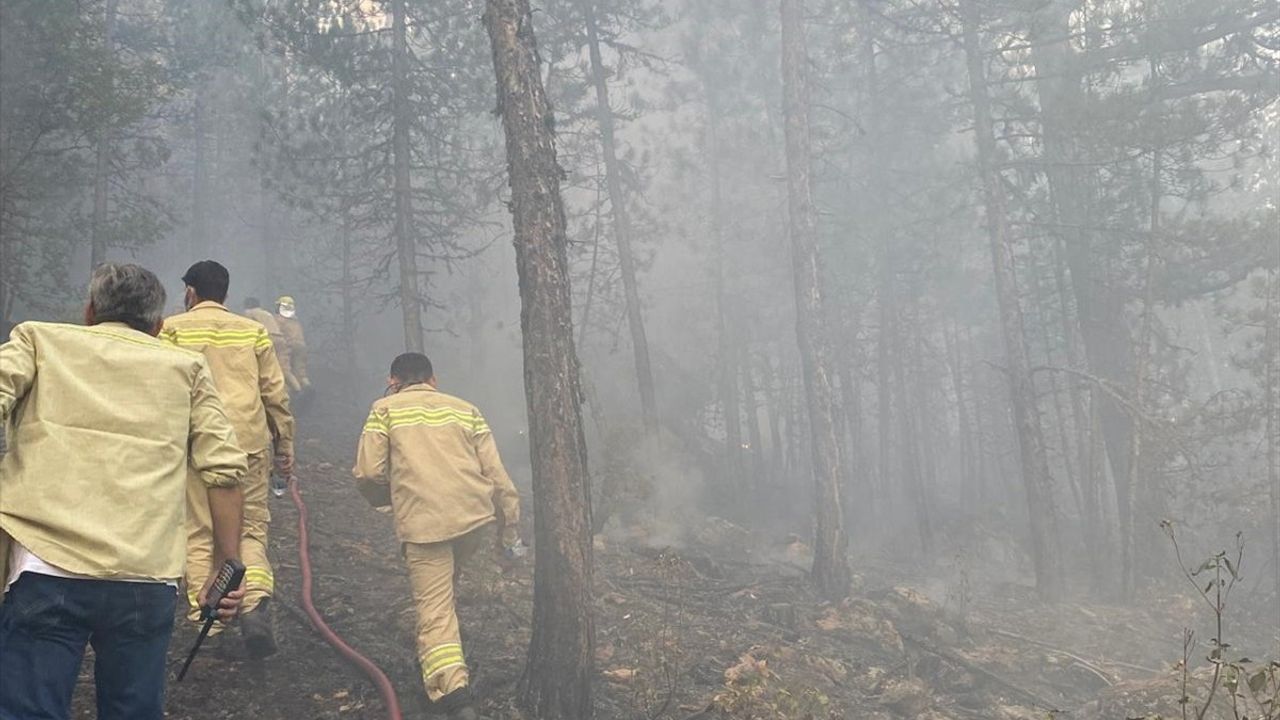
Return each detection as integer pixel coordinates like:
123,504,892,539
240,598,278,659
435,687,479,720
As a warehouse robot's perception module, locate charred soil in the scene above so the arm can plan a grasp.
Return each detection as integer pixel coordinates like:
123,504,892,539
67,400,1278,719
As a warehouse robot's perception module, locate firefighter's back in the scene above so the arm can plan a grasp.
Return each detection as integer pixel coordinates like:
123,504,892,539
163,302,275,453
365,385,496,545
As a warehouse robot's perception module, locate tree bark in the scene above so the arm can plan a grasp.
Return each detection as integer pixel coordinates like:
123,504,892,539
392,0,425,352
484,1,595,717
1029,3,1136,584
1029,255,1085,529
90,0,118,269
961,0,1065,598
582,0,657,431
945,325,977,514
1051,232,1108,589
762,354,785,480
780,0,851,600
340,188,358,396
861,15,894,506
743,354,766,489
1265,268,1279,617
894,315,934,553
838,346,864,523
707,92,744,486
191,89,209,258
577,162,603,348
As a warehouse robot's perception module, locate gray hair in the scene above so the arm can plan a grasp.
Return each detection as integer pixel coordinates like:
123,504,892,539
88,263,166,333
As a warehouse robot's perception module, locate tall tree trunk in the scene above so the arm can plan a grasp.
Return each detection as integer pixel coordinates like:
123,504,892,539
89,0,118,269
706,88,744,484
717,293,745,486
1124,69,1162,596
1265,268,1279,616
340,191,358,395
582,0,657,431
763,354,785,481
861,15,893,506
961,0,1064,598
946,325,977,513
484,1,594,717
838,348,865,524
1051,231,1108,589
392,0,424,352
1123,237,1156,599
1029,255,1085,529
780,0,850,600
967,328,993,509
259,165,274,288
894,314,934,553
913,324,941,533
577,162,603,347
1030,3,1136,575
192,90,209,259
743,354,766,489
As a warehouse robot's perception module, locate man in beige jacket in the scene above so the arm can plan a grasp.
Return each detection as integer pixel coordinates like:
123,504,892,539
0,263,245,720
353,353,522,720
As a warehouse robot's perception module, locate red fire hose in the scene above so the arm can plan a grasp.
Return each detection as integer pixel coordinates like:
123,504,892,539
289,477,404,720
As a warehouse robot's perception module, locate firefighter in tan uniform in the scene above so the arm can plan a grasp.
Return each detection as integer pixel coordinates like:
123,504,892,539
274,295,311,395
243,296,285,365
353,353,522,720
163,261,295,658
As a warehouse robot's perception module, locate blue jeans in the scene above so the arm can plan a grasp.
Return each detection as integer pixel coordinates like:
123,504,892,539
0,573,177,720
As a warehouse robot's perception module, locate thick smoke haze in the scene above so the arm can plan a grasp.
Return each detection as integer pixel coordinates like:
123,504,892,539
1,0,1277,717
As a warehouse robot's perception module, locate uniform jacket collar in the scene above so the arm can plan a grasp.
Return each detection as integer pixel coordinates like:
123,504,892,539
395,383,437,395
94,321,152,337
190,301,229,312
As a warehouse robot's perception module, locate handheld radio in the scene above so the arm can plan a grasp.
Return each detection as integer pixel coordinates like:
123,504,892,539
176,558,245,681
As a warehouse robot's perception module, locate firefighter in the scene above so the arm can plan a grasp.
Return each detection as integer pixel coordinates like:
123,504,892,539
163,261,295,658
0,263,245,719
353,353,523,720
274,295,311,397
243,296,287,372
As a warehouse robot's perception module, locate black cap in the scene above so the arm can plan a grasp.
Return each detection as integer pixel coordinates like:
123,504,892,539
181,260,230,303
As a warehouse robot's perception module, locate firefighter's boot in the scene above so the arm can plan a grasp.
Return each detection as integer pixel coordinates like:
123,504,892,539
240,597,278,659
436,687,478,720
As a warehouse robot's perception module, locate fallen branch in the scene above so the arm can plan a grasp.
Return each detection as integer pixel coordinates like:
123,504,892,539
904,634,1062,712
987,627,1160,682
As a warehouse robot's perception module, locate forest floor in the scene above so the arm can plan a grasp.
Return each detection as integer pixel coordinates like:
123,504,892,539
69,399,1278,720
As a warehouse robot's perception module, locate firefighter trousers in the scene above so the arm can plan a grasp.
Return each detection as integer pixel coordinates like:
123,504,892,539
404,523,496,702
185,449,274,628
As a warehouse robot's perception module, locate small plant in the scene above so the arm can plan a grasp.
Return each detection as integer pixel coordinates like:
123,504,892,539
1160,523,1279,720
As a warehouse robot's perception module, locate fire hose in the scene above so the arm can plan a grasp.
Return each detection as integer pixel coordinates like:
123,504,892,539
288,476,404,720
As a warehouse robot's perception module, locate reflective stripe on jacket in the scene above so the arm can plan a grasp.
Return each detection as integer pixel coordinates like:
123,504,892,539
353,384,521,545
162,302,294,456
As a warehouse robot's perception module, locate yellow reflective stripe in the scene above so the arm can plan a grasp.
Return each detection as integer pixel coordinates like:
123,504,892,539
168,329,262,339
384,407,488,433
384,407,476,419
423,643,463,661
421,643,466,678
244,567,274,591
164,328,267,349
363,412,389,435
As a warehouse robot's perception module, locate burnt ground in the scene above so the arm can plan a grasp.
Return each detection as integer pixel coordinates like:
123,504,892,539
69,400,1279,720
